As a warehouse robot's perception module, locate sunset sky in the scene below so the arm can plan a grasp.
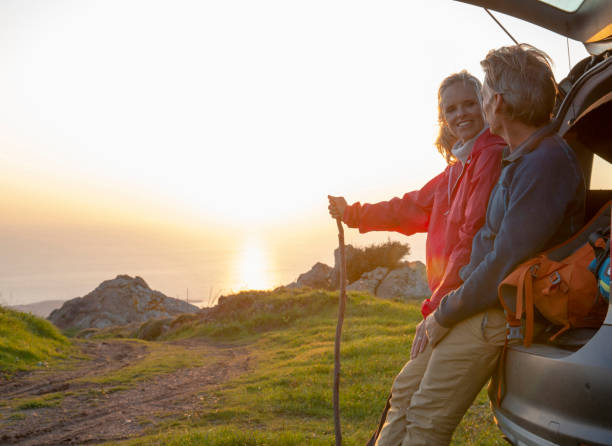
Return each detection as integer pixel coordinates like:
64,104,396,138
1,0,608,305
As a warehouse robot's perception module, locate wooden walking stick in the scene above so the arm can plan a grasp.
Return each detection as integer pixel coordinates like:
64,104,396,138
333,217,347,446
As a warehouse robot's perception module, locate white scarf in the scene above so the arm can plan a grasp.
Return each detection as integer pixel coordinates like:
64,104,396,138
451,126,488,165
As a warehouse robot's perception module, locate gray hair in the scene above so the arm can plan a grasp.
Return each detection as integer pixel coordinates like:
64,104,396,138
480,44,557,127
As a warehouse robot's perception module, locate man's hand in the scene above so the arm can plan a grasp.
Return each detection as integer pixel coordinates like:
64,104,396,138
328,195,347,220
410,320,428,360
424,312,450,347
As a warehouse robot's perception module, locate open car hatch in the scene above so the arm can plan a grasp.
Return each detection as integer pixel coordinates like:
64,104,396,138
455,0,612,54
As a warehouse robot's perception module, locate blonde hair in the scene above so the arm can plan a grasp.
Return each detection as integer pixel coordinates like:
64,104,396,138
435,70,483,164
480,44,557,126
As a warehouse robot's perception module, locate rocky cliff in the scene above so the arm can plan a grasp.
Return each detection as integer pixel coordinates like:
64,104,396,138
48,275,199,330
289,260,430,301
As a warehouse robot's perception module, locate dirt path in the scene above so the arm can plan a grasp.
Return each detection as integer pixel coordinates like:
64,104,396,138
0,339,250,445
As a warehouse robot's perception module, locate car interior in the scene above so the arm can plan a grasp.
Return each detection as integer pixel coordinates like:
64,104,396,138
512,51,612,351
544,49,611,349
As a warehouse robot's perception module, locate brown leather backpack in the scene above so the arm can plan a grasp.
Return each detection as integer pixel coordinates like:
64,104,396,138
498,201,611,347
493,202,610,407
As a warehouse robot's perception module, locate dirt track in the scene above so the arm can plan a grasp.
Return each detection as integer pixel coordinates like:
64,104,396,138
0,339,249,445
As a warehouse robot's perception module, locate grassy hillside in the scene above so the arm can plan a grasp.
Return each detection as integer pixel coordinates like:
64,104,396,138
110,289,504,446
0,305,71,376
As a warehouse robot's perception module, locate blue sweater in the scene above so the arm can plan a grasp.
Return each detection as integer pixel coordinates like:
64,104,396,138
435,125,585,328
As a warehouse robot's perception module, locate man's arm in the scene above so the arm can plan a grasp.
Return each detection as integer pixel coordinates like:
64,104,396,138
435,143,584,328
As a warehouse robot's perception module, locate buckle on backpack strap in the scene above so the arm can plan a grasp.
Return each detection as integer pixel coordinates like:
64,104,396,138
506,323,523,341
530,264,540,277
549,271,561,285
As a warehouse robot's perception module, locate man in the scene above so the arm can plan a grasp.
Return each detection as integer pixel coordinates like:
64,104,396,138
375,44,585,446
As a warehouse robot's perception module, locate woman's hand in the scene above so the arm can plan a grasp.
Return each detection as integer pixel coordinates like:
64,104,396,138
328,195,347,220
410,320,428,360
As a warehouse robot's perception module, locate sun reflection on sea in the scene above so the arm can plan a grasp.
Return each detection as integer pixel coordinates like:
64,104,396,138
235,237,274,291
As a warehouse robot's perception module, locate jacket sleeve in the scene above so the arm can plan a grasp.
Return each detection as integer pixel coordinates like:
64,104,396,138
434,144,584,327
342,170,446,236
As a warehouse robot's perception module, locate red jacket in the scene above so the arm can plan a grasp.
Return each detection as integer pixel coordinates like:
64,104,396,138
342,129,505,318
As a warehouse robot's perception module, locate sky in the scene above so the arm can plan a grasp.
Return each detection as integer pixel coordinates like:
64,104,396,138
1,0,609,305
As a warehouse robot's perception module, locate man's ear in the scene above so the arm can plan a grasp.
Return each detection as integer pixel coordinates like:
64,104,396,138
493,93,505,115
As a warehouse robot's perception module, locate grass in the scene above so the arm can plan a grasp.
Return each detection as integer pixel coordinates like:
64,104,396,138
77,340,211,386
164,289,340,341
7,413,26,421
104,288,504,446
0,305,71,376
12,392,65,410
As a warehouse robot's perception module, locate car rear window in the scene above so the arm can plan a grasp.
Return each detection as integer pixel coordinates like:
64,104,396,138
538,0,585,12
590,155,612,190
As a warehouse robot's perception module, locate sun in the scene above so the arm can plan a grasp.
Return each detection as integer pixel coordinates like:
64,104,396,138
236,238,273,291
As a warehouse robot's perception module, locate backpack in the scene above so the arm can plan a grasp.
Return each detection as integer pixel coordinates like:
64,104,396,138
588,227,610,302
493,202,610,407
497,201,611,348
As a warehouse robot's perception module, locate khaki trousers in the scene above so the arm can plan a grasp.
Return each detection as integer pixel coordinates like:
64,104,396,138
375,308,507,446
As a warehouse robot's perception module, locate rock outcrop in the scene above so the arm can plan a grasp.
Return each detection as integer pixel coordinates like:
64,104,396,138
346,267,389,294
345,262,430,300
48,275,199,330
376,262,430,300
287,262,333,289
329,244,361,289
288,258,430,302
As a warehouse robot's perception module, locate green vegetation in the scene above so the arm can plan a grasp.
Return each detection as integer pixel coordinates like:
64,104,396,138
108,288,503,446
346,240,411,283
7,413,26,421
78,341,210,386
12,392,64,410
118,430,326,445
165,289,338,341
0,305,71,375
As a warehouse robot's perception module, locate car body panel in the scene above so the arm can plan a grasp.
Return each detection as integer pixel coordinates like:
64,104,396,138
490,322,612,446
455,0,612,52
494,409,561,446
605,302,612,325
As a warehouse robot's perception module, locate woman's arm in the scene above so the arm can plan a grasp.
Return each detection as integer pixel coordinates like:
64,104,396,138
340,170,446,236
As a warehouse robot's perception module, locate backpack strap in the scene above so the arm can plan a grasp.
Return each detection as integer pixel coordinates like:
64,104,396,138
524,266,536,347
548,322,571,342
510,258,541,347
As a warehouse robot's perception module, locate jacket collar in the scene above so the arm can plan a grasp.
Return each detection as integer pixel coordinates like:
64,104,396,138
452,126,489,164
502,122,557,165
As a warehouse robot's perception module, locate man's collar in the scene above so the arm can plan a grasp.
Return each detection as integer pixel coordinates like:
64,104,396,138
502,122,556,164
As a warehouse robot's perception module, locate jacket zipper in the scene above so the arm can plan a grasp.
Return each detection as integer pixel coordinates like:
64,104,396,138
447,154,472,209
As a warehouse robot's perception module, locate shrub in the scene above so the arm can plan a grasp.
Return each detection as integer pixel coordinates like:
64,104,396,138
346,240,410,283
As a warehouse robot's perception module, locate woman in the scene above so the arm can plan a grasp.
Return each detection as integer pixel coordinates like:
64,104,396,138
328,71,505,359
